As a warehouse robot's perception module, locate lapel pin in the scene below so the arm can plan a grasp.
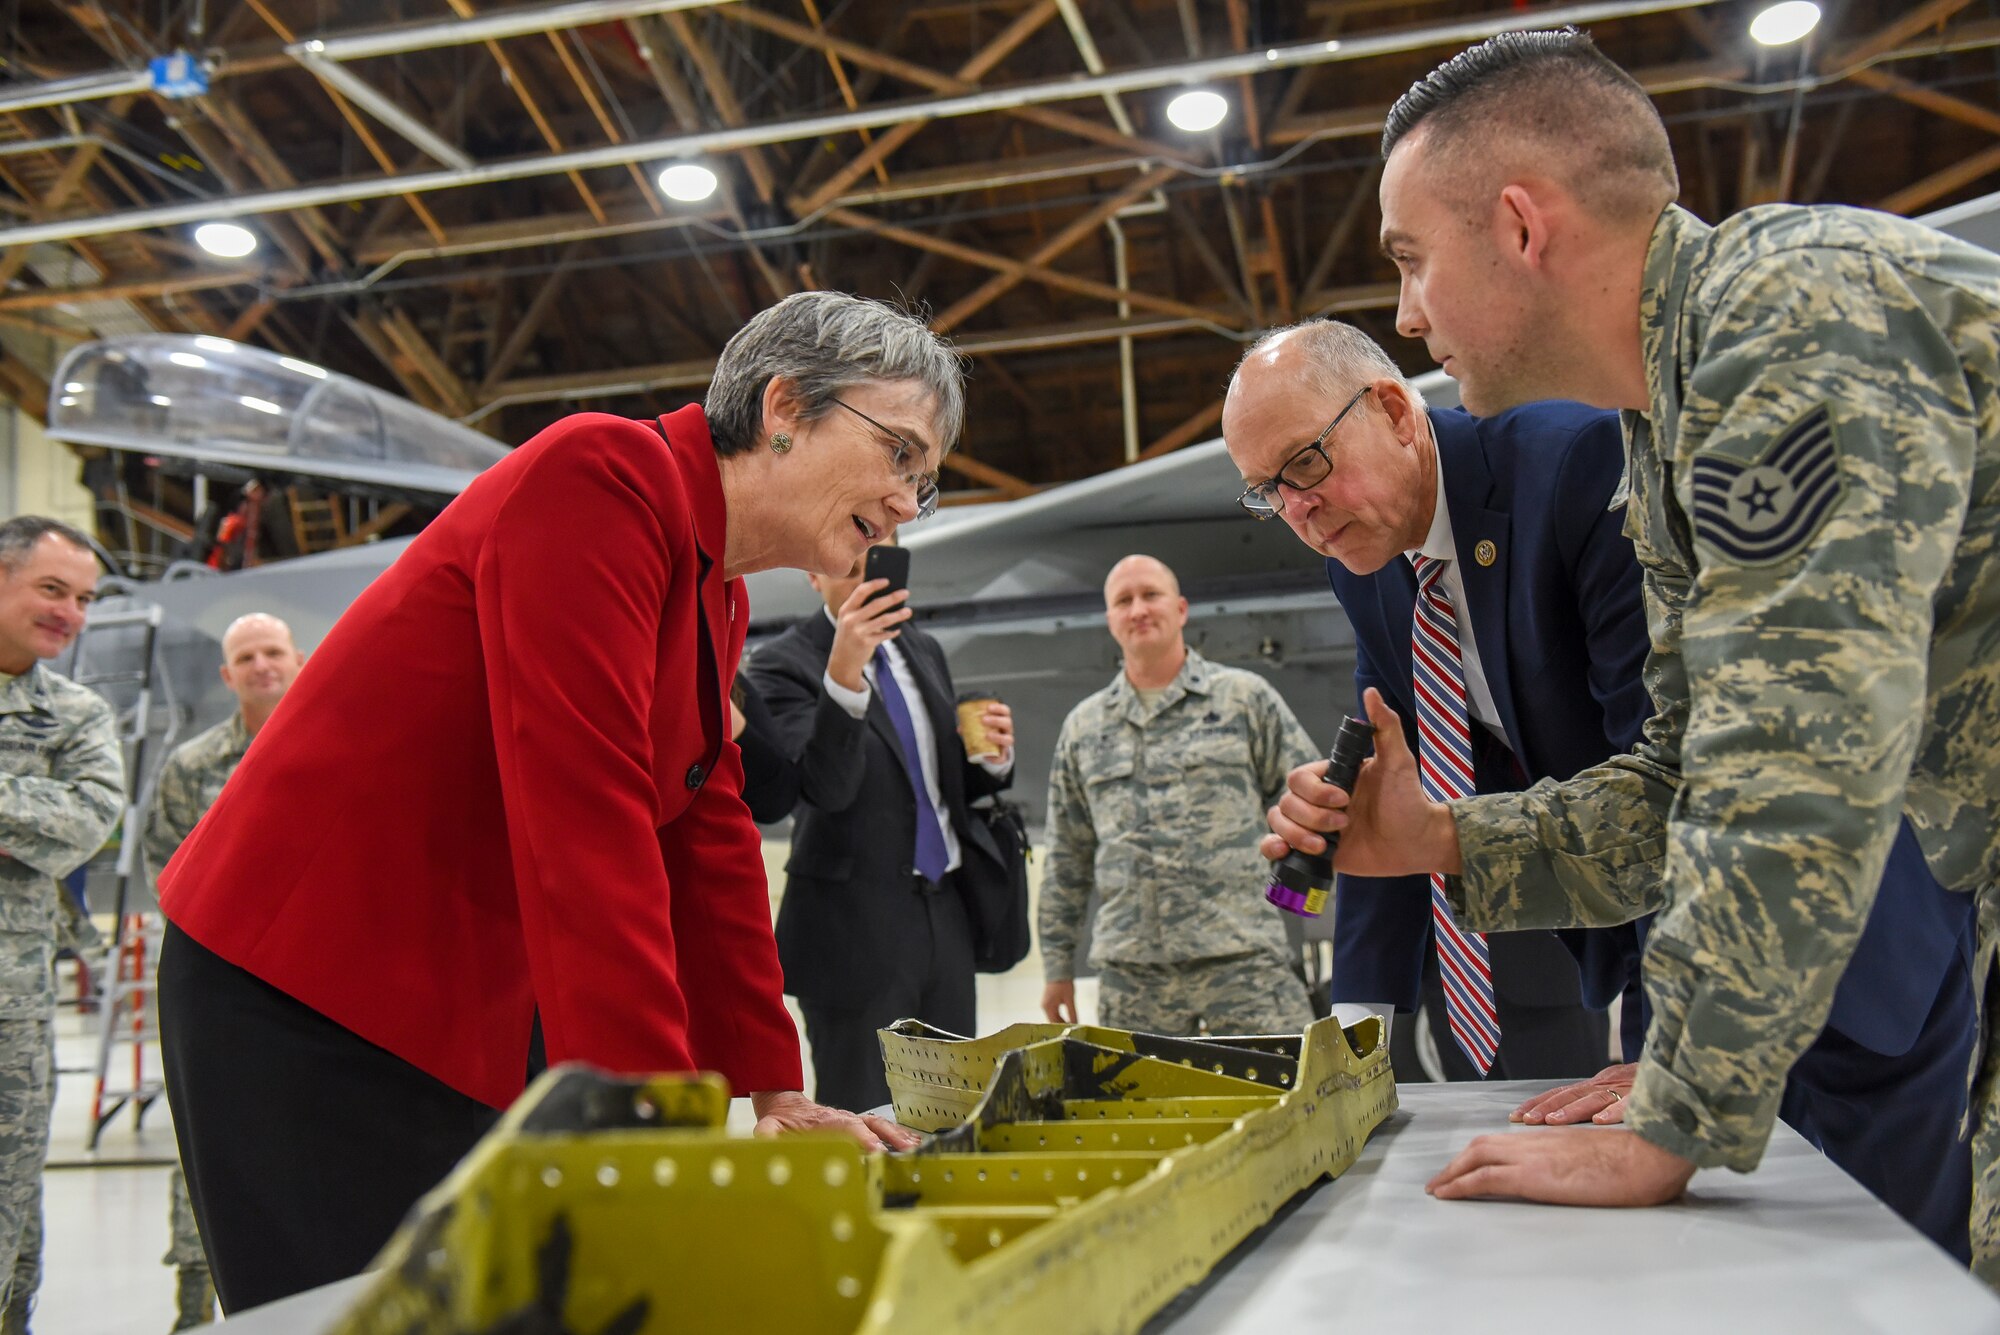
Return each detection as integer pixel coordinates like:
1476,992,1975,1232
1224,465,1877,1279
1473,539,1497,567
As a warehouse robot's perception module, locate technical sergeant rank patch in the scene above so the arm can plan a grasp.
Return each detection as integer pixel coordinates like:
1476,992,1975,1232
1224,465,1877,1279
1689,406,1843,565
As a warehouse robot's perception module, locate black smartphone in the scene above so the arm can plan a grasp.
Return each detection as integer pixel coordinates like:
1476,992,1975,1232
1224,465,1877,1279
864,544,912,598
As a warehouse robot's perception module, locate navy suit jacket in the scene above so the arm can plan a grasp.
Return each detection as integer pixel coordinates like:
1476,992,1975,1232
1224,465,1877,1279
1327,403,1969,1058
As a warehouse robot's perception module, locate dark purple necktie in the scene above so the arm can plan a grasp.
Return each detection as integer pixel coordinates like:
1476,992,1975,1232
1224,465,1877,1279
873,644,949,882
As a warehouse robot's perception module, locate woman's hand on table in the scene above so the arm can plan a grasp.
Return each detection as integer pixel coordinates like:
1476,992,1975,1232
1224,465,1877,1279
750,1089,919,1153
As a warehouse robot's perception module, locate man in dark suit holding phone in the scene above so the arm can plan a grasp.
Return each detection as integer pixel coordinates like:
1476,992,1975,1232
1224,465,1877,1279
746,546,1017,1111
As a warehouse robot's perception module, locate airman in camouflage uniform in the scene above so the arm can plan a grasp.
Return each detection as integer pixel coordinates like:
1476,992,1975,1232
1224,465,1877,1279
142,611,303,1330
140,708,247,1332
1290,27,2000,1280
143,713,250,878
0,520,122,1335
1040,556,1318,1036
1447,198,2000,1181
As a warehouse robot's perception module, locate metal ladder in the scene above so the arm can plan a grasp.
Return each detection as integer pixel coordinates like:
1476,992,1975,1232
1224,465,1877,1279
288,490,348,554
53,601,178,1148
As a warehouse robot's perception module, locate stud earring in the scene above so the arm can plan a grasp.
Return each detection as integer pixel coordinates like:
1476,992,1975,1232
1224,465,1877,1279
770,432,792,454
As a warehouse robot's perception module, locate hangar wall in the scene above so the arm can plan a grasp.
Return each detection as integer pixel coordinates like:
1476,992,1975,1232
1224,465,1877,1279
0,403,93,532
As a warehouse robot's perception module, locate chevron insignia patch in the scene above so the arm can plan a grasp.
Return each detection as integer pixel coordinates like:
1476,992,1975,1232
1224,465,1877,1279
1689,407,1843,565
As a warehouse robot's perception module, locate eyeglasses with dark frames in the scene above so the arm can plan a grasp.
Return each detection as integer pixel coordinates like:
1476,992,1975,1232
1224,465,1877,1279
830,397,941,520
1236,385,1372,520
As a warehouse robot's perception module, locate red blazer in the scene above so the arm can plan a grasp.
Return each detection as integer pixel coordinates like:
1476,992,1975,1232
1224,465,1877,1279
160,406,803,1109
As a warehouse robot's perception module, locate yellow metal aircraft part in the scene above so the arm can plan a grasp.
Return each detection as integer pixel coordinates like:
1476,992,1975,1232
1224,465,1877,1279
328,1015,1395,1335
880,1020,1306,1132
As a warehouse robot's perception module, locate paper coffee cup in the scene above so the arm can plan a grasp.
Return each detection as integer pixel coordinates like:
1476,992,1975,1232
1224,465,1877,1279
956,696,1000,759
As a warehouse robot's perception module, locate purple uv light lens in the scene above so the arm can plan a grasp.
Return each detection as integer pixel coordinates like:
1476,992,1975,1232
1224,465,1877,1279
1266,879,1316,916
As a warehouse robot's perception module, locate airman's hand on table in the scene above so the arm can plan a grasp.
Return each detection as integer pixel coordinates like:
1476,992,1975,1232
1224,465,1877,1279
1512,1063,1638,1126
1427,1127,1694,1207
750,1090,919,1153
1261,688,1463,877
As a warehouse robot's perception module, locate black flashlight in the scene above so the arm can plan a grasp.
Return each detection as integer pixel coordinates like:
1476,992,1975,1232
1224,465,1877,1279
1265,715,1374,918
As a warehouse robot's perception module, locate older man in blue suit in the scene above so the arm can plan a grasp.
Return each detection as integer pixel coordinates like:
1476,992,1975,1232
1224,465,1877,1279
1222,320,1975,1258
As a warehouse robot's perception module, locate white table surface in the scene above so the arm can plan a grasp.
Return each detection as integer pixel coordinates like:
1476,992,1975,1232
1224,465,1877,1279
217,1080,2000,1334
1152,1079,2000,1334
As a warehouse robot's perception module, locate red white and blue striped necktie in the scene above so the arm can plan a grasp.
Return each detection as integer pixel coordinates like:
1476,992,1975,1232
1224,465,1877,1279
1410,553,1501,1075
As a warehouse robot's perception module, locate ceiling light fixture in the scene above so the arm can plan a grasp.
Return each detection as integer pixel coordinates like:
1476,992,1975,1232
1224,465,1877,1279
194,221,257,258
657,162,718,203
1750,1,1821,46
1166,89,1228,133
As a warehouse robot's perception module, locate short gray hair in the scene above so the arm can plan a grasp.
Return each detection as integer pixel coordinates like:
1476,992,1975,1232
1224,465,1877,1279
705,291,966,459
0,516,97,573
1236,320,1423,409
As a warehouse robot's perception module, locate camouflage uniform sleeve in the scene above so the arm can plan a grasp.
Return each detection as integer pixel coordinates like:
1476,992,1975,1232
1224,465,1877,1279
0,695,123,880
1500,250,1968,1172
1623,251,1972,1171
142,749,197,874
1037,714,1096,981
1250,681,1319,810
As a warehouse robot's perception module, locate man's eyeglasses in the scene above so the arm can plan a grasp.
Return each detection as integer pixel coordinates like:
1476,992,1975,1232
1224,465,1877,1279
1237,385,1372,520
830,397,941,520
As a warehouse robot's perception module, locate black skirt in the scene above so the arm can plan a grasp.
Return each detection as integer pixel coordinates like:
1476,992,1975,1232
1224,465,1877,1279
157,920,503,1314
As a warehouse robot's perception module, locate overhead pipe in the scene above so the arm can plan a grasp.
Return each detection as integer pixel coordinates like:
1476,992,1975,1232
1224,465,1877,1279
288,1,732,181
284,0,733,63
0,69,149,117
461,314,1223,420
302,154,1163,299
833,152,1153,208
293,54,475,171
316,150,1165,299
1771,34,1816,202
1055,0,1138,139
0,0,1725,251
1107,217,1140,463
0,133,213,197
0,0,736,120
1057,0,1150,464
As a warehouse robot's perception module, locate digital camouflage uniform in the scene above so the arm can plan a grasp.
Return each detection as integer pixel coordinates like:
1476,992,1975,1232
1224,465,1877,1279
143,713,249,1330
1040,648,1319,1035
0,664,122,1330
1444,202,2000,1280
142,713,249,877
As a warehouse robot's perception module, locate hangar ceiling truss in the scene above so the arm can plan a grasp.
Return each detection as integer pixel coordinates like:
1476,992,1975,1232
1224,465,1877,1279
2,0,1999,525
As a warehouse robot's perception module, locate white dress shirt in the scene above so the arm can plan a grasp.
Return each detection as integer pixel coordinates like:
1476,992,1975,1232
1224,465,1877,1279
1407,445,1507,742
820,614,1013,873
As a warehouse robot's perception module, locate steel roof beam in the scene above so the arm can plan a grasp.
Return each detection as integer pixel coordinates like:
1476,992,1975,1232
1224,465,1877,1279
0,0,1724,251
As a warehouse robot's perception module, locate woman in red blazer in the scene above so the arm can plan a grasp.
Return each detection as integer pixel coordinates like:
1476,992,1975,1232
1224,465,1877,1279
155,292,962,1313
